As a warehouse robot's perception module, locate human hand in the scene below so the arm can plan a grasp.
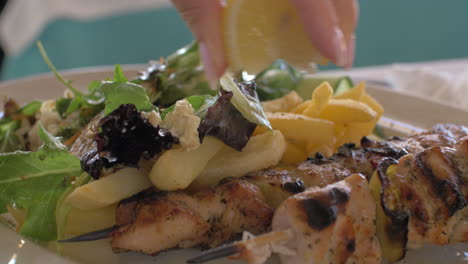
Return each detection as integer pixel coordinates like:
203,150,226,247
172,0,358,84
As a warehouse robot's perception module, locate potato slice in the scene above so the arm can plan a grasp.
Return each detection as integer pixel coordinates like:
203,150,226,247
150,136,224,190
256,112,335,146
369,162,407,263
282,140,308,164
333,81,366,101
66,168,151,210
302,81,334,118
63,205,116,237
361,93,384,118
319,99,377,123
262,91,303,113
290,100,310,114
197,131,286,186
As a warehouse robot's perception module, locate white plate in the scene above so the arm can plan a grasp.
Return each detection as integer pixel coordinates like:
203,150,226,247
0,66,467,264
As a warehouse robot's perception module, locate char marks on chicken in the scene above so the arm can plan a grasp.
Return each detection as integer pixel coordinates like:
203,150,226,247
111,179,273,255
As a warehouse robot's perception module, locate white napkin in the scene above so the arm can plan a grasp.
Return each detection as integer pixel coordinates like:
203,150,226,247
386,64,468,110
0,0,171,56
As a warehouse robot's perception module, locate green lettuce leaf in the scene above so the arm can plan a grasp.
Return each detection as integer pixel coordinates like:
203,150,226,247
18,101,42,116
0,119,22,153
0,124,82,241
101,81,157,115
160,94,218,119
219,75,271,129
138,42,217,107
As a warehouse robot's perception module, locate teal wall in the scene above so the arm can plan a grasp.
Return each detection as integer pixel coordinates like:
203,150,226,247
2,2,468,80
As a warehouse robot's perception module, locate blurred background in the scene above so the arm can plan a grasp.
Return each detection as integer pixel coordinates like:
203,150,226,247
1,0,468,80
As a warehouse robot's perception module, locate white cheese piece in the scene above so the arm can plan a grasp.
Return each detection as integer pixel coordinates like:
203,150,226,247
162,99,201,151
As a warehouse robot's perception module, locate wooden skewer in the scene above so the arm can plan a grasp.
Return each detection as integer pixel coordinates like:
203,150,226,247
58,226,117,242
186,229,293,264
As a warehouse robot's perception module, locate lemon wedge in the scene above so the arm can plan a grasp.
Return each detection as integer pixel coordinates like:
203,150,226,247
223,0,327,74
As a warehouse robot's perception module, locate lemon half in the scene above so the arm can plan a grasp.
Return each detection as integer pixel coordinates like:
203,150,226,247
223,0,328,74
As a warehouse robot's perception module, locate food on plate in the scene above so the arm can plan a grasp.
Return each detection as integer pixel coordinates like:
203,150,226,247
0,42,466,264
188,135,468,264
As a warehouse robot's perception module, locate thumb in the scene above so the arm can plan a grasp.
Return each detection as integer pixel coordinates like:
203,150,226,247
172,0,226,86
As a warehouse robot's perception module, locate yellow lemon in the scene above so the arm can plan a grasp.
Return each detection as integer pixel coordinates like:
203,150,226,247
222,0,327,74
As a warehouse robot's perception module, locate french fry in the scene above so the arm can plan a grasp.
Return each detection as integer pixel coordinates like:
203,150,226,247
319,99,377,123
66,168,152,210
290,100,310,114
333,81,366,101
197,131,286,186
282,140,308,163
263,112,335,146
63,205,116,237
150,136,224,190
361,93,384,118
262,91,303,113
302,81,334,118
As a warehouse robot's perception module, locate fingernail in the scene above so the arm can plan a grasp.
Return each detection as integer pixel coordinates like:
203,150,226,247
344,35,356,69
331,27,347,67
200,42,220,90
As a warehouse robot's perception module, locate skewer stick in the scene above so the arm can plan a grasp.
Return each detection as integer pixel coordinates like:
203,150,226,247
58,226,117,242
186,229,293,263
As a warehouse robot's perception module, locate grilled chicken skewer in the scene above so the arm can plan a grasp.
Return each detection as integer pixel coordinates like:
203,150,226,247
62,124,468,258
111,179,273,254
187,137,468,264
188,174,381,264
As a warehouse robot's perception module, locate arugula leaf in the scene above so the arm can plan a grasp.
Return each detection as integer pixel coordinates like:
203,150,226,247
0,119,22,153
138,42,217,107
0,124,82,241
161,94,218,119
37,41,82,97
220,75,271,129
101,82,157,115
254,59,301,101
113,65,129,83
18,101,42,116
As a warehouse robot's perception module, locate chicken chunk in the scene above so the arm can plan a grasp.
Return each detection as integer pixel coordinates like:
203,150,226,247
272,174,381,264
111,179,273,255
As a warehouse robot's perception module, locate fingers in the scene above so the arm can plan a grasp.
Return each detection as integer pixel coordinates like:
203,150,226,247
332,0,358,68
171,0,226,87
290,0,358,68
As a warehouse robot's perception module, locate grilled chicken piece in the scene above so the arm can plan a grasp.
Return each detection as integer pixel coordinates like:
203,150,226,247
247,124,468,195
221,174,381,264
111,179,273,255
383,136,468,247
361,123,468,154
272,174,381,264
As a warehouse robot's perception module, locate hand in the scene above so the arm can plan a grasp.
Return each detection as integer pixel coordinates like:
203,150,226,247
171,0,358,84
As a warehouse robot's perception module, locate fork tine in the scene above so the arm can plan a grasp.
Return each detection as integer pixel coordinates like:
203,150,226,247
58,226,117,242
186,244,241,263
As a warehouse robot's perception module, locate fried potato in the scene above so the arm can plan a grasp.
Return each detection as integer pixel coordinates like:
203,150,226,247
333,81,366,101
282,140,308,163
150,136,224,190
63,204,116,237
302,81,334,118
262,91,303,113
361,93,384,118
197,131,286,186
256,112,335,146
319,99,377,123
290,100,310,114
66,168,151,210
